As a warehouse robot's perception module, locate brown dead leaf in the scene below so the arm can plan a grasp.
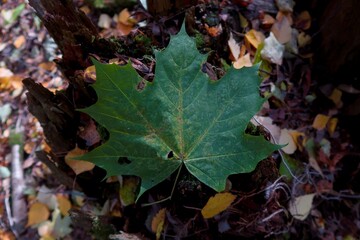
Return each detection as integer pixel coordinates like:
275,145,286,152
295,11,311,30
262,14,275,27
312,114,330,130
64,147,95,175
245,29,265,49
27,202,50,227
151,208,166,240
0,229,16,240
39,62,56,71
201,192,236,219
272,12,292,44
56,195,71,216
205,24,222,37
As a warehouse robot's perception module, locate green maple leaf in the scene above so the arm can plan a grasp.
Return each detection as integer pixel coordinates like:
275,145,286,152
80,24,277,198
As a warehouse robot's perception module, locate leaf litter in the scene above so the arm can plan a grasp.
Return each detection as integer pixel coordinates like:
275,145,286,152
0,0,359,239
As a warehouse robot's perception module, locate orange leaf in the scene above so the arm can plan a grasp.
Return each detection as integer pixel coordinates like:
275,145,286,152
56,195,71,216
65,147,94,175
39,62,56,71
27,202,50,227
201,192,236,219
13,35,26,48
118,8,132,26
312,114,330,130
151,208,166,240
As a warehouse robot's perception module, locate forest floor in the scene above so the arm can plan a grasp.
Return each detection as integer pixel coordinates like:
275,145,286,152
1,0,359,239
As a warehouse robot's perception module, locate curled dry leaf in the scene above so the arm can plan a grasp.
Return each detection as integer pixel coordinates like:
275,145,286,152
151,208,166,240
233,53,252,69
295,11,311,30
261,32,285,65
64,147,94,175
245,29,265,49
201,192,236,219
228,33,240,60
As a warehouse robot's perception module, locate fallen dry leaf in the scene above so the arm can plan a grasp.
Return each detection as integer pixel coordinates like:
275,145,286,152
39,62,56,71
262,14,275,27
27,202,50,227
228,33,240,60
272,12,292,44
245,29,265,49
56,195,71,216
279,128,297,154
13,35,25,48
151,208,166,240
295,11,311,30
205,24,222,37
327,118,338,136
64,147,94,175
289,193,315,221
98,14,112,29
233,53,252,69
328,88,342,107
261,32,285,65
312,114,330,130
201,192,236,219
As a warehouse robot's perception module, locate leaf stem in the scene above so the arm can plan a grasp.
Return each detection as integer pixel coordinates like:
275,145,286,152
141,163,183,207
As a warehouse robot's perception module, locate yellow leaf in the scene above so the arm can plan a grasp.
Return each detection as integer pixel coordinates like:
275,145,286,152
328,88,342,107
201,192,236,219
65,147,94,175
312,114,330,130
327,118,338,136
151,208,166,240
233,53,252,69
56,195,71,216
289,130,305,151
245,29,265,49
84,65,96,83
27,202,50,227
119,176,140,206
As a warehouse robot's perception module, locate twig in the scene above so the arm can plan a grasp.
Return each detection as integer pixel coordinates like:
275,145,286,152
9,113,27,237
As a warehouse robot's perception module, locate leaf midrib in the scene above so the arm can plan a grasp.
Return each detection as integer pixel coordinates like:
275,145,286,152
100,65,176,157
